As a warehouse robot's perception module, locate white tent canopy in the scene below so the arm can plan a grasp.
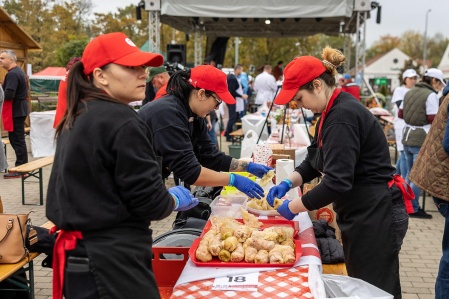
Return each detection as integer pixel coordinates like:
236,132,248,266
160,0,359,38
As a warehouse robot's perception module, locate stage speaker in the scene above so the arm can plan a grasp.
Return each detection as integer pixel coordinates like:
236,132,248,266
166,44,186,65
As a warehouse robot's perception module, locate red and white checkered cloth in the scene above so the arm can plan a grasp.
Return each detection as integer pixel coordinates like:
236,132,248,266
170,213,321,299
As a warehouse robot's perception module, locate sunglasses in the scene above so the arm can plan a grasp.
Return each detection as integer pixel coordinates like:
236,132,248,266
209,94,222,108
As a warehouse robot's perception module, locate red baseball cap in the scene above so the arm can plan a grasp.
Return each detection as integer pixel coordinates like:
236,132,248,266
274,56,326,105
188,65,236,104
81,32,164,75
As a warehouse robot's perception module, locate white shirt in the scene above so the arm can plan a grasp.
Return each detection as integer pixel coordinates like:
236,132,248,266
253,71,278,105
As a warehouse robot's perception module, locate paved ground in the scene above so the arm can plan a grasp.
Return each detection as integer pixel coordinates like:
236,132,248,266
0,136,443,298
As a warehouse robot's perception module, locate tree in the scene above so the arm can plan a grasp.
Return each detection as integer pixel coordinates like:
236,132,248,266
55,39,88,66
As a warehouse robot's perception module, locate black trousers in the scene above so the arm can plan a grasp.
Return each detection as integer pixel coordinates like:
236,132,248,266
224,103,237,137
8,116,28,167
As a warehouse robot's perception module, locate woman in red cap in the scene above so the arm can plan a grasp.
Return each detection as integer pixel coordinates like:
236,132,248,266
138,65,271,199
46,32,198,299
266,47,411,298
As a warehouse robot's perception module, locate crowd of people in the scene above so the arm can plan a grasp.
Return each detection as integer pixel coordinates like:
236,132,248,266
0,31,448,299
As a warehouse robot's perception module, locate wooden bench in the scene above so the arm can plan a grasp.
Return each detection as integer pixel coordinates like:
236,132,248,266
0,220,53,299
8,156,54,205
229,128,244,145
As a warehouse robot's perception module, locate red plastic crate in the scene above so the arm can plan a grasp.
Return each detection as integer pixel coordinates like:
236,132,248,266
152,246,189,299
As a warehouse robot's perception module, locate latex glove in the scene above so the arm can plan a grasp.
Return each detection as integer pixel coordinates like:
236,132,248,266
169,186,199,211
266,181,291,207
246,162,274,178
229,173,264,199
277,200,298,220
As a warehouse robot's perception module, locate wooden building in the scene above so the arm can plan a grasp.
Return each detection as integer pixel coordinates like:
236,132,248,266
0,6,41,135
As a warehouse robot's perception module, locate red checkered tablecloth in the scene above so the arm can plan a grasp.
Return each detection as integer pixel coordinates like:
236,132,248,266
172,266,313,299
170,213,321,298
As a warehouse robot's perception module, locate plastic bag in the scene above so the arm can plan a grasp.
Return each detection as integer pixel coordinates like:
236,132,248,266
322,274,393,299
240,129,258,158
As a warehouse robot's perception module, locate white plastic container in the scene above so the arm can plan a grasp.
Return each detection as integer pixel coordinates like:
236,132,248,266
210,195,248,218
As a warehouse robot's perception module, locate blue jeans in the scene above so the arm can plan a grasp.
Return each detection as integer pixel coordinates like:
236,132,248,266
208,118,217,145
395,150,407,178
434,197,449,299
403,145,422,212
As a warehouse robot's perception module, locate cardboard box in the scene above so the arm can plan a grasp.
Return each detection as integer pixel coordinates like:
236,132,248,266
304,181,342,243
267,144,296,166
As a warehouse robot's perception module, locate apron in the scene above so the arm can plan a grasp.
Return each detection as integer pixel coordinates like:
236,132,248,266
307,143,405,298
1,100,13,131
306,90,407,298
52,224,160,299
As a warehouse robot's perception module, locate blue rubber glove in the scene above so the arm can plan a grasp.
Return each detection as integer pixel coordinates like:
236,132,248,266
266,181,291,207
246,162,274,178
229,173,264,199
277,200,298,220
169,186,199,212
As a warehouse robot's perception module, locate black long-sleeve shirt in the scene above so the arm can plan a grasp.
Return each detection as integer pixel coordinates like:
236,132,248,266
2,66,28,117
46,99,174,231
298,92,395,210
138,94,232,185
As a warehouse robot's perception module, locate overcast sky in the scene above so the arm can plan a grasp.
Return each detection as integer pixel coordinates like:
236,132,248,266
92,0,448,48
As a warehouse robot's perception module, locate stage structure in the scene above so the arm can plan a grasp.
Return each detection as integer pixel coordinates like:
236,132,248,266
139,0,381,85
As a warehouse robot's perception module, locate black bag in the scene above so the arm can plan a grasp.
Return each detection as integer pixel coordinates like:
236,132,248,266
173,197,212,231
25,225,56,255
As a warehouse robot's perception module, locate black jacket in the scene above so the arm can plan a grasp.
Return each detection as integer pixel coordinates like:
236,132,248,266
46,99,174,231
138,94,232,185
298,92,394,210
2,66,28,117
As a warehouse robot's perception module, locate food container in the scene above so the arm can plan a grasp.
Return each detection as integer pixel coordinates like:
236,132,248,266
210,195,248,218
190,219,302,268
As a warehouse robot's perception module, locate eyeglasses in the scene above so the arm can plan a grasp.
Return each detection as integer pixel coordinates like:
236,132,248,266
209,94,222,108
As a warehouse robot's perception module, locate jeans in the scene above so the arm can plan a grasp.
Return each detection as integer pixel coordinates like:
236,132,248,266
403,145,422,212
434,197,449,299
207,118,217,145
395,151,407,178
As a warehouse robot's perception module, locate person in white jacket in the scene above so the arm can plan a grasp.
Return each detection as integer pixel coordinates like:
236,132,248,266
391,69,418,177
253,65,278,107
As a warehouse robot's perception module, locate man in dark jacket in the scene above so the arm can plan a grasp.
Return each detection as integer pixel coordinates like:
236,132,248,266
0,50,28,178
224,64,247,141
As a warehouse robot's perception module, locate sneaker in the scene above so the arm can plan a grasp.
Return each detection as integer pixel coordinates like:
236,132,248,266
4,172,22,179
409,208,432,219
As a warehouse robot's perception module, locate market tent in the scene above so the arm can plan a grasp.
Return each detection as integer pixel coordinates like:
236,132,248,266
29,67,66,93
160,0,358,38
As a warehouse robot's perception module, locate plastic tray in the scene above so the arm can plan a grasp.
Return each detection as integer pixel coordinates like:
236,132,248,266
189,238,302,268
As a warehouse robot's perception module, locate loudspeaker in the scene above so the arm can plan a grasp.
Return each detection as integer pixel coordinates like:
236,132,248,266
166,44,186,65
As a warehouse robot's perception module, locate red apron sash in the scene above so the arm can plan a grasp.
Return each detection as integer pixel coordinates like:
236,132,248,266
1,100,14,131
50,226,83,299
388,174,414,214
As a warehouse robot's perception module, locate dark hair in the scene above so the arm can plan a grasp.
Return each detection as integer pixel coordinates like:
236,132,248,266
300,46,343,92
421,75,434,86
55,62,123,138
166,68,216,104
300,72,337,92
166,68,194,103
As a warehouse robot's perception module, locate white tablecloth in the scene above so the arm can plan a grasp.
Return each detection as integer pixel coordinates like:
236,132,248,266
30,110,56,157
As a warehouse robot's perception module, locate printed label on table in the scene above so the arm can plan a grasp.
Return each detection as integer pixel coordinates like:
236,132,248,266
212,272,259,291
